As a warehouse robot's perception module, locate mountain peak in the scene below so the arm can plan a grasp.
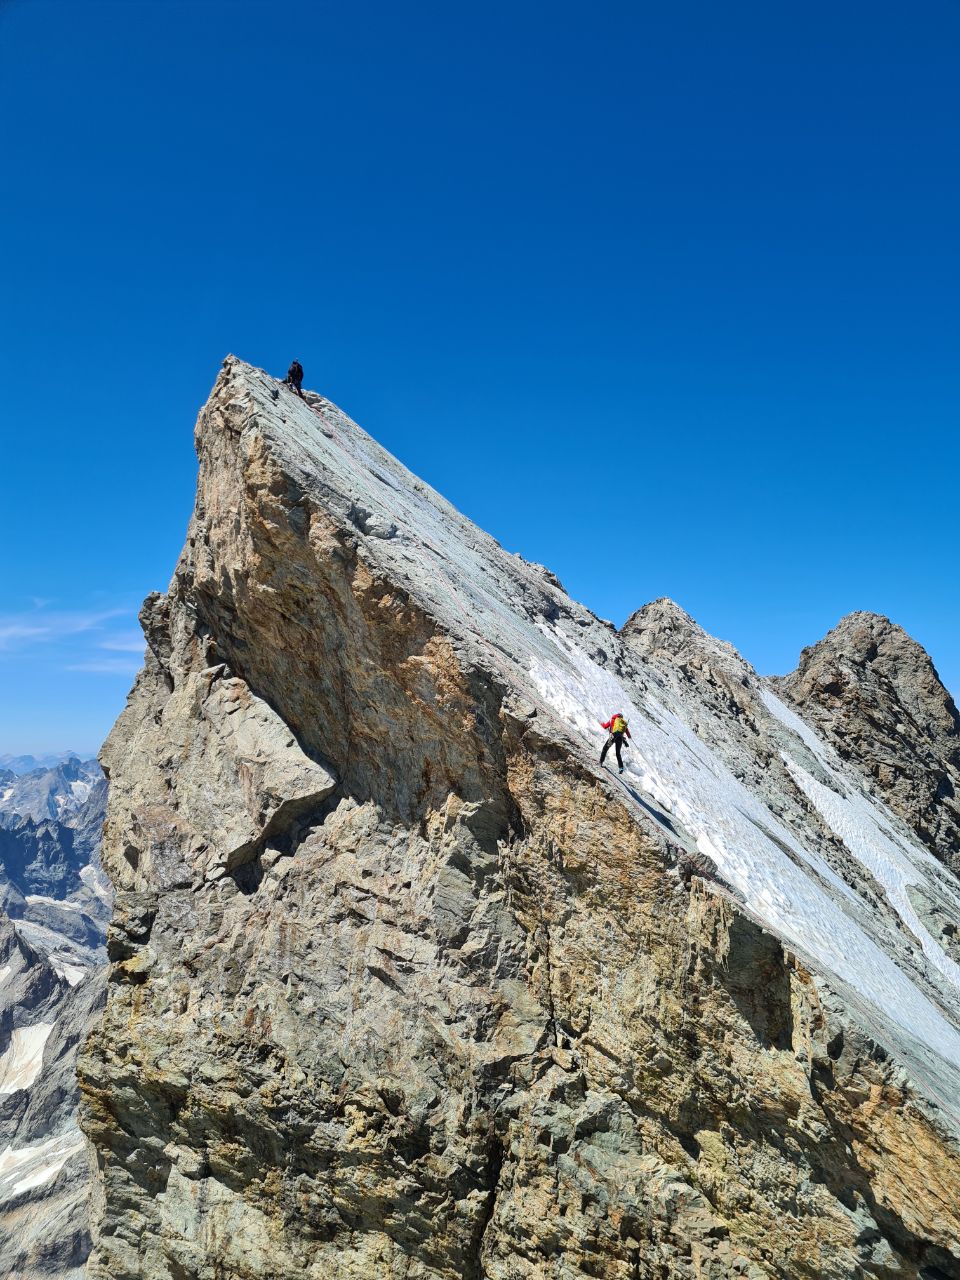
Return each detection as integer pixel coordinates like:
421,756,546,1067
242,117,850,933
776,611,960,872
623,595,700,633
79,357,960,1279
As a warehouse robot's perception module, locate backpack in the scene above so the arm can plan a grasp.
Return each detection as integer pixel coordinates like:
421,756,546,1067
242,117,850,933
611,715,627,735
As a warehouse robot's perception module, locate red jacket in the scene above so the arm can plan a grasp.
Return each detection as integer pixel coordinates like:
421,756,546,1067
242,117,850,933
601,714,631,738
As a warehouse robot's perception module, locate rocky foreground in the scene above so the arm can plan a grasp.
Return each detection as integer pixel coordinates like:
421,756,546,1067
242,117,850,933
80,358,960,1279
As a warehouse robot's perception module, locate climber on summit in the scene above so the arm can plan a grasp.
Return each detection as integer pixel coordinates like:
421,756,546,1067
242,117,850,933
285,360,305,398
600,712,631,773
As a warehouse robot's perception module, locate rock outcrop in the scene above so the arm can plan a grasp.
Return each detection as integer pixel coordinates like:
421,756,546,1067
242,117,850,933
80,358,960,1280
774,612,960,876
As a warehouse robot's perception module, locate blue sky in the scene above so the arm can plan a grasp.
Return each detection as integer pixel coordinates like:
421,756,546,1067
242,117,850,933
1,0,958,755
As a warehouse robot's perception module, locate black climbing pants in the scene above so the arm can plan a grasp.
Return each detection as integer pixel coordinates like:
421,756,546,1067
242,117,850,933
600,731,625,769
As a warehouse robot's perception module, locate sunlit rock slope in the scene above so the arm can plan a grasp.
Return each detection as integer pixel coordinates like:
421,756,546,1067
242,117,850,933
80,356,960,1280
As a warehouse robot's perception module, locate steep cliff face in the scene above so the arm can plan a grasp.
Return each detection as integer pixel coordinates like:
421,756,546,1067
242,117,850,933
80,358,960,1280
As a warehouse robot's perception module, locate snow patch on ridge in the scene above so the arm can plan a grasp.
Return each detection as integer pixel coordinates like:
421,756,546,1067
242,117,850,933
239,361,960,1088
26,894,83,913
0,1023,54,1094
0,1132,85,1201
760,686,960,990
530,633,960,1071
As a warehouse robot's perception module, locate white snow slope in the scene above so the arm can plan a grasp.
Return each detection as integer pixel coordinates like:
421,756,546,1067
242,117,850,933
0,1131,85,1201
0,1023,53,1095
215,358,960,1117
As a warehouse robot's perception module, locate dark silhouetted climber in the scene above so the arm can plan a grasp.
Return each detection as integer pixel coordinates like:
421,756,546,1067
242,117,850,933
600,712,631,773
286,360,305,398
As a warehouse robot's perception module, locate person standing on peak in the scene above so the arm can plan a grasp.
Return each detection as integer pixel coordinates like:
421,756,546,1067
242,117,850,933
285,360,305,398
600,712,631,773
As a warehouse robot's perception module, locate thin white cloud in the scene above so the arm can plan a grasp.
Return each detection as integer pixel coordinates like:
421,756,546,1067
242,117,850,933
66,658,143,675
0,607,129,652
0,624,48,647
99,632,146,654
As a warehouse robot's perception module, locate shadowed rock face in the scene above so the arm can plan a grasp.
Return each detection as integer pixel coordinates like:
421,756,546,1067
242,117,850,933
774,613,960,876
79,359,960,1280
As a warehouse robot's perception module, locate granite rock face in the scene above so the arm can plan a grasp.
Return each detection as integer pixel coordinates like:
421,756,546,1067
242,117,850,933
80,359,960,1280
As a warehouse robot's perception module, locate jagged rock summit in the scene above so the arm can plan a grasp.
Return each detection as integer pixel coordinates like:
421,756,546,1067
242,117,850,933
80,357,960,1280
774,612,960,876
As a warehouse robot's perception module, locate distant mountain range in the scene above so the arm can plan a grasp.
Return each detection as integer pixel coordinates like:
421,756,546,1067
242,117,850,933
0,751,109,1276
0,753,89,778
0,757,103,826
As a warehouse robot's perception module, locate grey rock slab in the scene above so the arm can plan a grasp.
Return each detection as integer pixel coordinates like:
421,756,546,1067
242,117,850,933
78,356,960,1280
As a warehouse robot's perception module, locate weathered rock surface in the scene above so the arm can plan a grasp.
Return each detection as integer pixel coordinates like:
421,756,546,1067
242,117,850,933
80,358,960,1279
774,612,960,876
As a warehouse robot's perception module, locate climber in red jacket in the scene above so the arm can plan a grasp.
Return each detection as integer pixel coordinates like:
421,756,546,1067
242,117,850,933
600,712,631,773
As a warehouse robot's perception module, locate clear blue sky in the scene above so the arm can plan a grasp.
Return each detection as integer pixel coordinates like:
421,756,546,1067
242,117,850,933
1,0,958,755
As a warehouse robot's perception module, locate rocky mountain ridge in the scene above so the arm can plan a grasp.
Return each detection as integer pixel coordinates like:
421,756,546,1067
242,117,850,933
0,757,102,826
0,764,110,980
773,612,960,876
79,357,960,1279
0,755,86,779
0,761,108,1276
0,913,105,1279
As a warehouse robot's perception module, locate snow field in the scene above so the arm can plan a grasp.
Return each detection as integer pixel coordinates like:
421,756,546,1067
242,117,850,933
529,634,960,1071
0,1023,54,1095
0,1131,85,1200
760,688,960,990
